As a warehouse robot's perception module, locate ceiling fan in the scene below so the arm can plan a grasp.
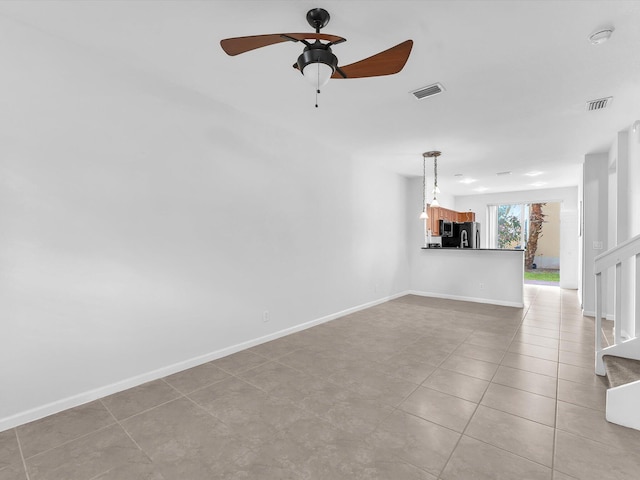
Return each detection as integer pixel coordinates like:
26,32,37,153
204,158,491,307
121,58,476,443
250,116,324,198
220,8,413,105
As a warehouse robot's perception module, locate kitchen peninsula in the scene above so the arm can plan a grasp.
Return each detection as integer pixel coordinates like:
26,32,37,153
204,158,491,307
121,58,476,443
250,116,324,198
412,247,525,308
412,206,525,308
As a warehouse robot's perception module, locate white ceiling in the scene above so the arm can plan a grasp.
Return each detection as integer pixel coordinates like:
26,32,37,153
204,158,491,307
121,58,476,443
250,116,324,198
1,0,639,196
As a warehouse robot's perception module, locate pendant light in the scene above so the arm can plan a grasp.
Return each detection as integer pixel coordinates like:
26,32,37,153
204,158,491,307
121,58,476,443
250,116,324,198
419,153,428,219
424,151,442,207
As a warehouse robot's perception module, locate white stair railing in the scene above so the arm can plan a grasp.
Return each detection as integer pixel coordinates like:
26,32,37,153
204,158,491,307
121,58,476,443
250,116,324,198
594,233,640,375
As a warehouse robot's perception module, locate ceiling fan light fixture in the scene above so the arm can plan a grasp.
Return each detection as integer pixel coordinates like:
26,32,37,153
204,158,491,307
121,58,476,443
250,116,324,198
297,46,338,88
302,62,334,88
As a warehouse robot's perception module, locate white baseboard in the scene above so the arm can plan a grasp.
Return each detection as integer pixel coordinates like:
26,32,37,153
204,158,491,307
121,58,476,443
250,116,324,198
0,291,409,433
408,290,524,308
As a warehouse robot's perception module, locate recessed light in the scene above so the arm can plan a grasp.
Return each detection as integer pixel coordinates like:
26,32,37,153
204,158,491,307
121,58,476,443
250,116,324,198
496,171,512,176
589,28,614,45
525,171,544,177
454,173,463,177
459,178,477,184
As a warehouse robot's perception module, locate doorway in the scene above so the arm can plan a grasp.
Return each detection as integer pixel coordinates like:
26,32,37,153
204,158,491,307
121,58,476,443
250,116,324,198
493,202,561,286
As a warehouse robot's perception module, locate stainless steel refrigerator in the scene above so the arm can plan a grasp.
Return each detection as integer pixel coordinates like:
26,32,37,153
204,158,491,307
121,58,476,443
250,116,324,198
440,221,481,248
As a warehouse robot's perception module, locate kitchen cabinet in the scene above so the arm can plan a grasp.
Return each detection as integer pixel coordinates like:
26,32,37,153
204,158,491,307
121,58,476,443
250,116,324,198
458,211,476,222
426,206,476,235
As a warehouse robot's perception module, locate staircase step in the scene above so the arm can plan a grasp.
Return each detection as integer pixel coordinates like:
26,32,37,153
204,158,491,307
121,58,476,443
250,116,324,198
603,355,640,388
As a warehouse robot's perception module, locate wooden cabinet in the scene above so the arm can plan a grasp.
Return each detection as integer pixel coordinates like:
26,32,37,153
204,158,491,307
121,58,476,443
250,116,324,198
426,206,476,235
458,211,476,222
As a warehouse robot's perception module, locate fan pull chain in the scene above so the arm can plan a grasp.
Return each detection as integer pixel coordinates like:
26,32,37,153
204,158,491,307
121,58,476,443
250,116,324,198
315,64,320,108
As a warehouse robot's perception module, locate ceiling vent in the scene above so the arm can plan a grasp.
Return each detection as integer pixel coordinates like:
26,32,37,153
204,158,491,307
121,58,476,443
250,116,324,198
586,96,613,111
411,83,445,100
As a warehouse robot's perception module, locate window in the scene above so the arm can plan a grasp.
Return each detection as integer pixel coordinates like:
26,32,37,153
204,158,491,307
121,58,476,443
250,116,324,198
490,203,529,249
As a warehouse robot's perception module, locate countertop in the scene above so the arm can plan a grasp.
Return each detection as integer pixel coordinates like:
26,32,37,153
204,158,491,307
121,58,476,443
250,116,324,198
420,247,524,251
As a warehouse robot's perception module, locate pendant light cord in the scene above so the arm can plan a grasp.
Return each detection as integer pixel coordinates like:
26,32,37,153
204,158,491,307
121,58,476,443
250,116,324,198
433,157,438,201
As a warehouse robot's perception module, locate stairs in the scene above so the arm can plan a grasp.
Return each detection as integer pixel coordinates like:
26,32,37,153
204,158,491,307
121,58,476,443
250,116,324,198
603,355,640,388
602,354,640,430
593,233,640,431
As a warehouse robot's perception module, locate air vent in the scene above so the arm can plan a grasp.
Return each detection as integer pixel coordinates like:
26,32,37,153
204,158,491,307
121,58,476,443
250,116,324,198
586,96,613,111
410,83,445,100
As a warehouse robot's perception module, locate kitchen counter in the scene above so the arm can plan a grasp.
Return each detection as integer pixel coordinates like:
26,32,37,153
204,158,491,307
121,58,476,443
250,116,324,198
411,247,524,308
421,247,523,251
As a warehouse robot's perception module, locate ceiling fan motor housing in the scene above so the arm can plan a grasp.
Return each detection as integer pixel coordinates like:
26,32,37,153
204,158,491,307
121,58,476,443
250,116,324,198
296,42,338,75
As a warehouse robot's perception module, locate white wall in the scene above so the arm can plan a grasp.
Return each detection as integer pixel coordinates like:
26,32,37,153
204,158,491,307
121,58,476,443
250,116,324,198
454,187,579,289
411,249,525,307
582,153,609,315
0,49,411,429
578,164,584,306
630,127,640,238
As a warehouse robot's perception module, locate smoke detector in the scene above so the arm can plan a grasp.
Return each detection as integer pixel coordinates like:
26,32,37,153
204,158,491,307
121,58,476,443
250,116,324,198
589,28,614,45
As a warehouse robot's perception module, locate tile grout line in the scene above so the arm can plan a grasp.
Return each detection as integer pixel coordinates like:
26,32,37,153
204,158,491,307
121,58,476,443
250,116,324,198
263,355,403,433
13,428,31,480
230,336,452,464
17,379,189,466
550,310,620,453
170,370,279,463
102,379,186,423
549,296,564,477
98,398,152,460
438,286,561,477
18,423,117,463
553,298,584,480
435,317,521,478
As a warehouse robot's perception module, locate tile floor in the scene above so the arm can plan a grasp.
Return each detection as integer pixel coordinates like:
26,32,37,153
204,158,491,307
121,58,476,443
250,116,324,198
2,285,640,479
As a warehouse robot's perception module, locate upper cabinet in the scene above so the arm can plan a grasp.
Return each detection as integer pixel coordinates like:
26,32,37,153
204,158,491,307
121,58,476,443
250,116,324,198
458,211,476,222
426,206,476,235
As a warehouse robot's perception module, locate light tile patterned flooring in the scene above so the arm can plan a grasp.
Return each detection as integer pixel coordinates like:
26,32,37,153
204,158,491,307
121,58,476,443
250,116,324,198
2,285,640,479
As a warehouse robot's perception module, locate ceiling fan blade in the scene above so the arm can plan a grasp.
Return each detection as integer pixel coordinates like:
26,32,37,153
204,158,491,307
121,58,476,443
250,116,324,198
221,33,346,56
331,40,413,79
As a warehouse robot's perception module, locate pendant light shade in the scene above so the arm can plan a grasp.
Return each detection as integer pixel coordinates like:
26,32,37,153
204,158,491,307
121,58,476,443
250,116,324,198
302,62,334,88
